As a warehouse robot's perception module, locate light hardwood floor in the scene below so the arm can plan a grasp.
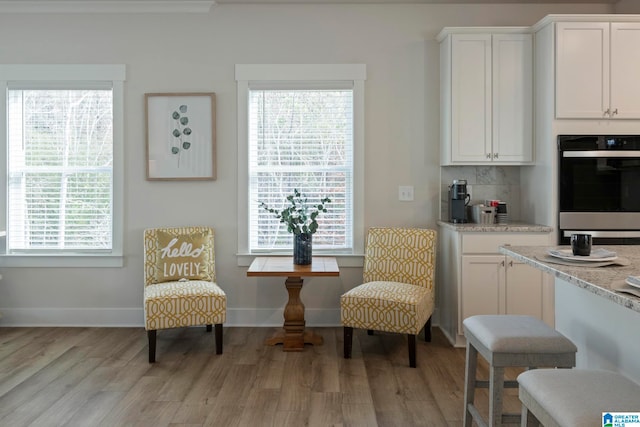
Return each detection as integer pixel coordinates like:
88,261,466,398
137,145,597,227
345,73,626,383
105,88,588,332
0,326,524,426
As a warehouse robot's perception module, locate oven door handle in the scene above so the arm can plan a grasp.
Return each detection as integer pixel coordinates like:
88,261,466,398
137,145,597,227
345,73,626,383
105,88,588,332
563,151,640,158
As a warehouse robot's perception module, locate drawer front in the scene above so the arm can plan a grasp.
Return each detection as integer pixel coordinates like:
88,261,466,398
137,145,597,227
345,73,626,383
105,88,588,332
462,233,550,254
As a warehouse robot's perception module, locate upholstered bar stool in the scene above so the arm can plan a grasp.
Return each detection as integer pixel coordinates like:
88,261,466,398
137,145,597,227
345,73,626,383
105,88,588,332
518,369,640,427
463,315,577,427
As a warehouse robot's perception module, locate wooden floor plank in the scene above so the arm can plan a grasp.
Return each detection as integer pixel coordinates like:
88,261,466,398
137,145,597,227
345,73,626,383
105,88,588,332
97,375,165,426
0,326,528,426
64,390,126,427
0,327,94,397
0,327,51,366
276,351,313,413
0,344,92,420
309,328,341,393
308,391,343,427
22,359,108,427
341,402,379,427
235,388,280,426
0,350,102,426
201,363,259,427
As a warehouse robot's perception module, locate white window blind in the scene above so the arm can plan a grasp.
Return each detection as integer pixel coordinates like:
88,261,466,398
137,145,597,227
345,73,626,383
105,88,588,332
7,86,114,252
248,87,354,252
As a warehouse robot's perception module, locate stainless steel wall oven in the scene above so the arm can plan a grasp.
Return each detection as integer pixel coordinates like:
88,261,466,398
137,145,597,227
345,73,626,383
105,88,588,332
558,135,640,245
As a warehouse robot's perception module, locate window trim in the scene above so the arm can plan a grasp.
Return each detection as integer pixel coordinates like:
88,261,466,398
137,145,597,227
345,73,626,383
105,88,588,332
0,64,125,267
235,64,366,267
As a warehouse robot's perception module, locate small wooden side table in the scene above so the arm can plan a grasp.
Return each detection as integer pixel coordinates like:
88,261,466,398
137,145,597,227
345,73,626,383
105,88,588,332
247,256,340,351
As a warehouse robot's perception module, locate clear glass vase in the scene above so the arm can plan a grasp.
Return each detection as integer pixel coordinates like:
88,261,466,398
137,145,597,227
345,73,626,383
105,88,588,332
293,233,312,265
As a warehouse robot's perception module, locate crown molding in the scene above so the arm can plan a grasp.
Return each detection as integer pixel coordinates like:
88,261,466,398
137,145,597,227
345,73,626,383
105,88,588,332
0,1,216,13
532,13,640,30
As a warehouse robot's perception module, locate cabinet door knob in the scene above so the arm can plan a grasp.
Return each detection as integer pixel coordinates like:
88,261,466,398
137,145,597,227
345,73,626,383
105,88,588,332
486,153,492,159
494,153,499,159
604,108,610,116
612,108,619,116
509,260,513,267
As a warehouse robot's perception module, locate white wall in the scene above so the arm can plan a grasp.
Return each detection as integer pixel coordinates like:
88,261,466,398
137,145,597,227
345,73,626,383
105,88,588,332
615,0,640,14
0,2,613,326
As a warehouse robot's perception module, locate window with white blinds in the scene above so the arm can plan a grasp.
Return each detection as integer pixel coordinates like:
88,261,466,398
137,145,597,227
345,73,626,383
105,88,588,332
0,64,125,266
7,87,113,252
249,87,353,252
236,64,366,258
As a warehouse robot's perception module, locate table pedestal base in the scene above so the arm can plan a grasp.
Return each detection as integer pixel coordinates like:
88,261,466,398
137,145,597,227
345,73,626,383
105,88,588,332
264,276,324,351
265,329,324,351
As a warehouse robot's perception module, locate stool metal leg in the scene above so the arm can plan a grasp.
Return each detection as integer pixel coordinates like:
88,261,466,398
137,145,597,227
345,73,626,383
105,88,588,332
489,365,505,426
463,342,478,427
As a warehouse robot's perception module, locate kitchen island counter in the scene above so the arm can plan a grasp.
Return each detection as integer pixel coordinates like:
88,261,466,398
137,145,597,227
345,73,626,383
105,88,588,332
500,245,640,314
499,244,640,383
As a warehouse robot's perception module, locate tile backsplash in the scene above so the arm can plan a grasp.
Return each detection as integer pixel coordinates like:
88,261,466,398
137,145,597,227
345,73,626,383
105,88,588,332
441,166,521,222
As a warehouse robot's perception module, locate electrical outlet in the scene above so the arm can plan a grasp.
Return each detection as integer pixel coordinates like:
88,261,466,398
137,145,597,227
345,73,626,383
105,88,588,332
399,185,414,201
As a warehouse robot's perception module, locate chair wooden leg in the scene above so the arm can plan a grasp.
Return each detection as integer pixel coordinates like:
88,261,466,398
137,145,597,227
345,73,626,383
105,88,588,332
344,327,353,359
408,334,417,368
424,316,432,342
147,330,157,363
215,324,223,355
206,324,212,332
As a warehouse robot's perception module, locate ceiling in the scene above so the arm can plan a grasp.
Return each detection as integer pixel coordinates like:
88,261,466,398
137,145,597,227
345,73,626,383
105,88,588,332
0,0,620,13
215,0,619,4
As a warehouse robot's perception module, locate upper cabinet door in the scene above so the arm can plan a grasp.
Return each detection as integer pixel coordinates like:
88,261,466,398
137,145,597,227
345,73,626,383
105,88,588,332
450,34,492,163
492,34,533,163
610,22,640,119
440,29,533,165
556,22,610,119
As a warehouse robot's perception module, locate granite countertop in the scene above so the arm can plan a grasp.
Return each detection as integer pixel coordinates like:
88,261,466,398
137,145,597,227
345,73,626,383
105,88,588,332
437,220,553,233
500,245,640,314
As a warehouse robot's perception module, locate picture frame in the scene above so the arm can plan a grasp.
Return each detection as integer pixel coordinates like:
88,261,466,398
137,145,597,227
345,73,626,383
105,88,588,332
145,92,216,180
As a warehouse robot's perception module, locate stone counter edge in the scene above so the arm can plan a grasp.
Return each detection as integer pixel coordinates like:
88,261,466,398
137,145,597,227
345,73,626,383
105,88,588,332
500,245,640,315
437,220,553,233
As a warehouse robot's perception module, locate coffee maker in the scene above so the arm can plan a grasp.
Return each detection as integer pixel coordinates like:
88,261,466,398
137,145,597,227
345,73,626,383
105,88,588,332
449,179,471,223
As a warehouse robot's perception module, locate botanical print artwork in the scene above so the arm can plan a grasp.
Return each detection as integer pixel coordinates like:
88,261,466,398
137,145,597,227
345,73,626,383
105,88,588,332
146,93,216,180
170,104,193,167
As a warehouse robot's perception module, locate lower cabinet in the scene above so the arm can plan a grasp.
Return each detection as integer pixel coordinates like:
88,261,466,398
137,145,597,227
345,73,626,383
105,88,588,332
461,254,544,320
437,225,554,347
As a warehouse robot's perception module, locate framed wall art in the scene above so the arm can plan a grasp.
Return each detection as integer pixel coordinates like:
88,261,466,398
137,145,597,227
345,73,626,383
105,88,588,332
145,92,216,180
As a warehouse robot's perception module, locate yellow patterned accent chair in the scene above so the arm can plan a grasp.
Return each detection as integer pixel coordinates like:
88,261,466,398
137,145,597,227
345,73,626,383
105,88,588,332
143,226,226,363
340,227,437,368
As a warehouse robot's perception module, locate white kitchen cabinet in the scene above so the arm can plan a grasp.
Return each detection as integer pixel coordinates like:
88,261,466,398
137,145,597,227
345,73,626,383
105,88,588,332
556,21,640,119
462,254,544,320
437,224,553,347
439,28,533,165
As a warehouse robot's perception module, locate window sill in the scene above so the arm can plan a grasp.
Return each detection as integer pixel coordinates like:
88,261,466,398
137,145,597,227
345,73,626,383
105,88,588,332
237,253,364,268
0,254,124,268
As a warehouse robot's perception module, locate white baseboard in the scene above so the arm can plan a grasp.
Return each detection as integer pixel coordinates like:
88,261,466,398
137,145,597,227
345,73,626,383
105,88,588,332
0,307,343,327
0,308,441,330
0,307,143,327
